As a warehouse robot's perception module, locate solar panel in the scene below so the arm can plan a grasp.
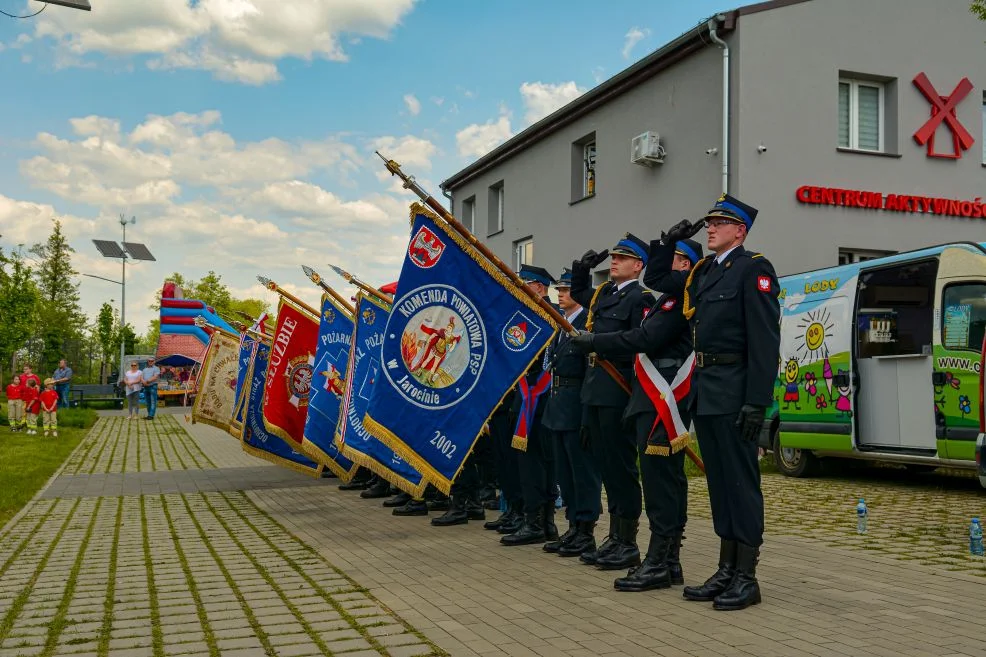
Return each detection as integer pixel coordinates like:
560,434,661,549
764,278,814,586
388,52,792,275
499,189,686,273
92,239,126,259
124,242,156,262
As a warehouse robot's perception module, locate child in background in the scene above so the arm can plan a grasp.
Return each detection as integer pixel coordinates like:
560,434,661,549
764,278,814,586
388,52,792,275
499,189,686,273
40,379,59,438
22,378,40,435
6,375,23,432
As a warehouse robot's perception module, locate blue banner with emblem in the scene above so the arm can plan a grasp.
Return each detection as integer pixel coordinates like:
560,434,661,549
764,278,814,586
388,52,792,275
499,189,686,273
228,335,253,438
362,203,558,494
336,292,428,497
301,294,359,481
240,338,323,478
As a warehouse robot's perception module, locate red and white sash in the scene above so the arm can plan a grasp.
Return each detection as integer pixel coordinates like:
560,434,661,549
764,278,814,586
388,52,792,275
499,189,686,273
634,351,695,445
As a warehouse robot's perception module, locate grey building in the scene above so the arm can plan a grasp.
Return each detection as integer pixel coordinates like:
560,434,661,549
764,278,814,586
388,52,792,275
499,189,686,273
440,0,986,283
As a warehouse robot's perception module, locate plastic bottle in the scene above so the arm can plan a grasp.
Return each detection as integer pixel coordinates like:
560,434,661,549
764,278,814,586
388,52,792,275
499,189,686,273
970,518,984,556
856,498,868,535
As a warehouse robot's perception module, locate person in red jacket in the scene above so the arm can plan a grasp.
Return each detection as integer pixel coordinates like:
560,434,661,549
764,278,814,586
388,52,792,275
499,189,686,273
20,364,41,390
22,378,40,435
6,375,23,432
40,379,60,437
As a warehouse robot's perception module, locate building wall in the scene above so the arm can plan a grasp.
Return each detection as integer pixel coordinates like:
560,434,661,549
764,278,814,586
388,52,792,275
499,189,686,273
448,44,726,280
735,0,986,275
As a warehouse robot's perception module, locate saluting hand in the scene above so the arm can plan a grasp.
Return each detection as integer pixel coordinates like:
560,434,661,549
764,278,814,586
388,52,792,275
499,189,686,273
577,249,610,270
734,404,766,443
661,219,702,245
569,330,595,353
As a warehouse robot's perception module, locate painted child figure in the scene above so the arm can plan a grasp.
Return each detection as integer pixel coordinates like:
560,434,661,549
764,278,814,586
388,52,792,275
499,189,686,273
40,379,59,437
6,375,23,432
22,378,40,435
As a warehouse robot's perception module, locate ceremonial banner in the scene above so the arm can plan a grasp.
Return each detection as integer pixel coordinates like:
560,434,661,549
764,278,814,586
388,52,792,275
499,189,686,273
363,203,558,494
228,334,255,438
336,292,428,497
300,294,359,481
262,299,318,450
190,329,240,433
241,339,323,477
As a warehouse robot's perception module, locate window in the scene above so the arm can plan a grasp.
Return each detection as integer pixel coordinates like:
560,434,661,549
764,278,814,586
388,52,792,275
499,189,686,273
856,259,937,358
583,142,596,197
488,182,504,235
514,238,533,270
838,248,896,266
981,92,985,164
942,283,986,352
571,132,596,202
839,78,884,152
461,196,475,233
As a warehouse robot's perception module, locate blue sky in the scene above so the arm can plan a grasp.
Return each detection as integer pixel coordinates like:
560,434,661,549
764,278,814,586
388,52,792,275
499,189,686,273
0,0,728,332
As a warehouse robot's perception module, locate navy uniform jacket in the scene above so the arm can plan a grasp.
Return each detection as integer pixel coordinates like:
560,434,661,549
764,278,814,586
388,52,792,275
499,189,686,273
644,241,780,416
571,265,654,408
590,292,693,423
541,308,588,432
510,296,558,418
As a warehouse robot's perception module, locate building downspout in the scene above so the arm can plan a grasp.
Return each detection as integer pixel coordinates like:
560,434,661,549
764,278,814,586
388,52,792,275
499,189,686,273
442,188,453,212
707,16,729,195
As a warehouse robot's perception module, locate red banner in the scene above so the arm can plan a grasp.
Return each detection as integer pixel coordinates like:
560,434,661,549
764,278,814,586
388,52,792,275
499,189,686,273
262,299,319,447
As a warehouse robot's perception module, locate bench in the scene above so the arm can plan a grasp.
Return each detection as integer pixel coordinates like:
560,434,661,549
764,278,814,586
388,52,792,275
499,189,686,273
70,384,124,409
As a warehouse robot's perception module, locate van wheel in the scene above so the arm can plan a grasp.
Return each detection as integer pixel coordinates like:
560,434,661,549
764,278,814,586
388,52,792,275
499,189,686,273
773,435,818,478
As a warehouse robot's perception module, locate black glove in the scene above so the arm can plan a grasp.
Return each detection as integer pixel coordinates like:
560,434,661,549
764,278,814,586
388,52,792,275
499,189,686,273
579,425,591,451
569,330,595,353
578,249,610,270
734,404,766,443
660,219,702,245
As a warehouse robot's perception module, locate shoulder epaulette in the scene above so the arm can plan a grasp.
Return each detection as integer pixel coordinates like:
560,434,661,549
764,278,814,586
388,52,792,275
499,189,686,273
751,253,764,259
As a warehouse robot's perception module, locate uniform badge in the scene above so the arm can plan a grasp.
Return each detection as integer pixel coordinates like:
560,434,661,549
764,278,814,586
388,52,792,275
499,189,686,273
661,298,677,311
284,353,315,408
757,276,772,292
383,284,487,410
408,225,446,269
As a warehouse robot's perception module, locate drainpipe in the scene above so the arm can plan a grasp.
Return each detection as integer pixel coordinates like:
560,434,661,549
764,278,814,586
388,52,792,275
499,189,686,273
441,188,453,213
707,15,729,195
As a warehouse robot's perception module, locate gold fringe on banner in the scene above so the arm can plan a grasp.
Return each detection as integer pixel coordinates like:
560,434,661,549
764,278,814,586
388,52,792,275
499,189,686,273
298,437,359,482
644,432,693,457
510,435,528,452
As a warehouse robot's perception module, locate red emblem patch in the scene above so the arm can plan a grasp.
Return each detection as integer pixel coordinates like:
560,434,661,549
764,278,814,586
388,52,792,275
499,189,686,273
408,225,445,268
661,298,677,311
757,276,771,292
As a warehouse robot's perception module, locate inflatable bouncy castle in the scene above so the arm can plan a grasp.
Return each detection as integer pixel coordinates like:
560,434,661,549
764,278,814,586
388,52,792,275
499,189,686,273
154,280,237,365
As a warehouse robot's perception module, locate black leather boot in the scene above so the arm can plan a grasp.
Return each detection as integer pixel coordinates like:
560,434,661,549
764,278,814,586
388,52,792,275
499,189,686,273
431,496,469,526
360,478,392,499
338,470,372,490
595,517,641,571
496,507,525,534
383,492,412,508
426,494,450,511
392,499,428,516
558,521,596,557
483,508,511,530
543,522,576,553
683,539,737,602
500,508,546,546
542,503,559,542
668,530,685,585
713,543,761,611
464,499,486,521
580,515,616,565
614,533,672,592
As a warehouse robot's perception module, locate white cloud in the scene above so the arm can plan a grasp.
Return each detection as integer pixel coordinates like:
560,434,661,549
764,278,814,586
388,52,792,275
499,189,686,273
622,26,650,60
455,116,513,159
430,96,444,107
30,0,418,85
370,135,436,170
519,81,585,125
403,94,421,116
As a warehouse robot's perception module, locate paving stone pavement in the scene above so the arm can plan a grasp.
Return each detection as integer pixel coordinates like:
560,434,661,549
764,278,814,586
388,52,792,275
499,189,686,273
0,416,441,657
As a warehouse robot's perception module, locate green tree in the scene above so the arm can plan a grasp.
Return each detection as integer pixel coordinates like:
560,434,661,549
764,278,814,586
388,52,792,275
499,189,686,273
144,270,269,341
95,302,116,383
973,0,986,20
0,248,40,381
30,219,85,372
191,271,234,316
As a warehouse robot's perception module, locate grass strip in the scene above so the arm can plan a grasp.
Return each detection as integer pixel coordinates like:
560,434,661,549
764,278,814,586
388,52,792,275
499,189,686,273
64,419,103,476
139,496,166,657
171,417,216,468
87,419,115,475
40,497,105,656
145,420,157,472
177,495,276,656
216,492,447,657
118,418,131,475
162,429,189,470
159,495,219,657
103,420,122,474
0,498,83,644
96,497,124,657
0,500,58,572
154,420,173,471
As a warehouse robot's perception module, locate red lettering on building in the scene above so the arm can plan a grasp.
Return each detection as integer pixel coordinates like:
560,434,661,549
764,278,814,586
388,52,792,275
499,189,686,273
794,185,985,220
912,73,975,159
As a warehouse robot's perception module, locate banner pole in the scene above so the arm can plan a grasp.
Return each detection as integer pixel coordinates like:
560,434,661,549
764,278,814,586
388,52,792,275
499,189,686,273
301,265,356,315
257,276,320,317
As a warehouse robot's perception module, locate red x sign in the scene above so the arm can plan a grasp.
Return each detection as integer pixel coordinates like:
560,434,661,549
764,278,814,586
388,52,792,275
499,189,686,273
912,73,974,159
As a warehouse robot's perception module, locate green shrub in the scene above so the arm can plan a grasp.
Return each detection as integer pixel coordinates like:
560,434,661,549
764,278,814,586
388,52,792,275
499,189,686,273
56,408,98,429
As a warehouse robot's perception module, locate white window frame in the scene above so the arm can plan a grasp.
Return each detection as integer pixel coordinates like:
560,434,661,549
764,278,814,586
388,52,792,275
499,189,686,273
839,78,885,152
514,237,533,270
583,141,596,197
838,248,896,266
488,182,504,235
461,196,475,233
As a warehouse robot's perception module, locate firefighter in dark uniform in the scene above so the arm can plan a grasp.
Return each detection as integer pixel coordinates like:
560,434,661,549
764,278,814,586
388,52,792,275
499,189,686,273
482,388,522,533
502,265,560,546
571,238,703,590
540,268,601,557
570,234,654,570
645,194,780,611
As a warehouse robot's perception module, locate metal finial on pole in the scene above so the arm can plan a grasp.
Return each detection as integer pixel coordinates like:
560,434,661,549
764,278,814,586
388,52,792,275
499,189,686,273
302,265,356,314
325,262,392,304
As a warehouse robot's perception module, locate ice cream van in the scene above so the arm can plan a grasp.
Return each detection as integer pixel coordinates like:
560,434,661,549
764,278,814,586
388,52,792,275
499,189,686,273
762,241,986,487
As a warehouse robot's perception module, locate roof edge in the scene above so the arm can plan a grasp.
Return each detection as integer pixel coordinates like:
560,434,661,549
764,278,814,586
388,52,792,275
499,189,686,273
440,12,736,193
